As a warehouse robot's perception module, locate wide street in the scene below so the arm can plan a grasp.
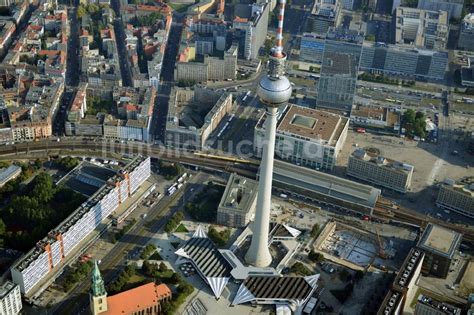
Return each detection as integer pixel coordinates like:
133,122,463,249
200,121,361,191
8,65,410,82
52,172,207,314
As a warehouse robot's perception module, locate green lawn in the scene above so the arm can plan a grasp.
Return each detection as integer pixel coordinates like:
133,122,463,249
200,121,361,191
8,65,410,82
175,224,189,233
169,3,190,12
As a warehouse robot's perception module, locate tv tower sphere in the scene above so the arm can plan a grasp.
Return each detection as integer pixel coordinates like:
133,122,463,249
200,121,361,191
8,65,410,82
245,0,292,268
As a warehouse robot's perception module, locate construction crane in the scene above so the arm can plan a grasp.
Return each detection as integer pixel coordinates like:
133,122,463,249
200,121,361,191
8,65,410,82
375,227,388,259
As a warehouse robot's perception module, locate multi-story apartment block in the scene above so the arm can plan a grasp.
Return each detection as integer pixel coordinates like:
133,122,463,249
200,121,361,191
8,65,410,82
122,11,171,89
0,281,22,315
0,164,21,187
254,105,349,170
459,14,474,51
347,148,414,193
166,86,233,150
11,156,151,296
306,0,341,34
316,28,363,112
360,42,448,81
175,44,238,82
232,3,269,60
299,33,326,64
0,21,16,51
417,0,464,20
4,76,64,142
217,173,257,228
394,7,449,50
436,177,474,218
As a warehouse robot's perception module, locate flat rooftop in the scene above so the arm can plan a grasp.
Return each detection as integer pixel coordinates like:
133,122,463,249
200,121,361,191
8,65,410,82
418,224,462,259
351,105,400,128
273,160,381,212
322,51,355,76
218,173,257,214
61,162,116,197
276,105,348,144
351,148,414,174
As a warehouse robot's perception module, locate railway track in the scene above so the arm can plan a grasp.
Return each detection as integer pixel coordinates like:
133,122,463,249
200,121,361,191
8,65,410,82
374,199,474,242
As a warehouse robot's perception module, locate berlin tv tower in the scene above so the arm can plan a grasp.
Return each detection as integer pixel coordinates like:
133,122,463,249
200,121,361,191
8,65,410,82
245,0,292,267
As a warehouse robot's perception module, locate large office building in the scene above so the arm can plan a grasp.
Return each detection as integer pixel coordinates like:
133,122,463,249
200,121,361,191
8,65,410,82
417,0,464,20
347,148,414,193
299,33,326,63
11,156,151,296
166,86,233,150
254,105,349,170
175,45,238,82
360,42,448,81
316,28,363,112
394,7,449,50
232,3,269,60
417,223,462,279
306,0,341,34
415,295,462,315
0,281,22,315
459,14,474,51
217,173,257,228
436,177,474,218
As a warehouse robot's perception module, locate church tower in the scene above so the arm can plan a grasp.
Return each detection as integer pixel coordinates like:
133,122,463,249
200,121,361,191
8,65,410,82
90,261,108,315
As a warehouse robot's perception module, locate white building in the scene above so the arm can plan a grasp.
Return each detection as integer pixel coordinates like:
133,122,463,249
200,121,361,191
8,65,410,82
347,148,414,193
11,156,151,296
0,281,22,315
254,105,349,170
217,173,257,228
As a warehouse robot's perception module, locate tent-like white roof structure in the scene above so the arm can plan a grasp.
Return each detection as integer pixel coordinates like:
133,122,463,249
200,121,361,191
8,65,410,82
175,225,232,298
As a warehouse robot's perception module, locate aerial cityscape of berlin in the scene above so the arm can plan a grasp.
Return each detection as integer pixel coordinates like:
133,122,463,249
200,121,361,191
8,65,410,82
0,0,472,314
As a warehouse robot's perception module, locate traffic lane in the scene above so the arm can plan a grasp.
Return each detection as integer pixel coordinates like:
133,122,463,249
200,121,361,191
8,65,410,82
59,178,201,315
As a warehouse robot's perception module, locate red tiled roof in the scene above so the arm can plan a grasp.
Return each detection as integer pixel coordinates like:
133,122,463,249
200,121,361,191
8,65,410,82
103,282,171,315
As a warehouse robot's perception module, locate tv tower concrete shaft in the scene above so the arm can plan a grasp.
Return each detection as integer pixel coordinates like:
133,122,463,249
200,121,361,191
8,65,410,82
245,0,291,268
244,106,279,267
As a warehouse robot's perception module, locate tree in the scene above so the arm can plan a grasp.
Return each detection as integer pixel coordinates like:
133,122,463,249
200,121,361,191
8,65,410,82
159,262,168,272
310,223,320,238
34,159,42,170
207,226,230,247
308,250,324,263
290,262,312,276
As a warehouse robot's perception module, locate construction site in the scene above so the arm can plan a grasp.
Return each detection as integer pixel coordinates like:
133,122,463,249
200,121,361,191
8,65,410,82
313,221,399,271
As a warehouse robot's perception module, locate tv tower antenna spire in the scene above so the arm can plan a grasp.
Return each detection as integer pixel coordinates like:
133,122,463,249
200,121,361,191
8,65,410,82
244,0,292,268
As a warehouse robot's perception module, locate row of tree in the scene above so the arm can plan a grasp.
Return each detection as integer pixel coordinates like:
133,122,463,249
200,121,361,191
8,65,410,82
207,226,230,247
402,109,427,138
0,173,86,251
164,211,184,233
184,182,225,222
